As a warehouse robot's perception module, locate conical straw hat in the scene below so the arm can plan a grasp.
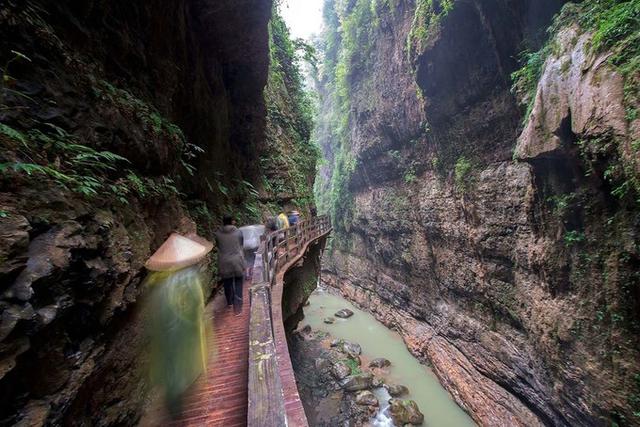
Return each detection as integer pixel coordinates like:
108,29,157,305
145,233,214,272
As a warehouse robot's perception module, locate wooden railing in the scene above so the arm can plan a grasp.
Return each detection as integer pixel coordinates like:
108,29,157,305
247,216,332,426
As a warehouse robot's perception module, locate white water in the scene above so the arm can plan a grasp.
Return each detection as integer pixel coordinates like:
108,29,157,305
302,287,476,427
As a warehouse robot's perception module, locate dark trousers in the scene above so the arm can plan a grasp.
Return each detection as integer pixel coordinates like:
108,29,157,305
222,276,243,312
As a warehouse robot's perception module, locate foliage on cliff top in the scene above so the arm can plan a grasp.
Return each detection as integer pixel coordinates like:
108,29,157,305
260,7,319,214
511,0,640,121
406,0,454,62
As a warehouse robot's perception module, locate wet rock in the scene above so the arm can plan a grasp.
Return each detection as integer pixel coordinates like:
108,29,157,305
36,305,58,326
369,358,391,368
0,214,30,277
372,376,384,387
3,221,86,302
0,303,35,341
341,372,373,391
355,390,378,406
299,325,312,335
332,361,352,380
315,358,331,371
330,338,362,357
385,383,409,397
0,336,30,380
15,399,49,427
330,338,343,347
334,308,354,318
323,317,335,324
342,341,362,357
388,399,424,425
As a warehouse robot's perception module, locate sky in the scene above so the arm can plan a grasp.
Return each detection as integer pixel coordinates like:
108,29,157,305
280,0,324,41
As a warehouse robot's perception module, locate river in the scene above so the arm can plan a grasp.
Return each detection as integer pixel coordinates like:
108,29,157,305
300,287,476,426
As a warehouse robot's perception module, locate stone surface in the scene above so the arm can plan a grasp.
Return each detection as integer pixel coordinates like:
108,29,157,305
289,329,380,426
323,317,335,324
369,358,391,368
0,0,276,424
341,373,374,392
317,0,640,425
341,341,362,357
388,399,424,426
385,384,409,397
355,390,378,406
334,308,354,318
332,361,352,380
315,358,331,371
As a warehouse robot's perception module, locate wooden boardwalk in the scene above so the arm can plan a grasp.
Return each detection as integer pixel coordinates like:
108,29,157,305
141,279,251,426
141,216,332,427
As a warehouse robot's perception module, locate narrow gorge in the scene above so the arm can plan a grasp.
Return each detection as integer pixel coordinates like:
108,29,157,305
315,0,640,425
0,0,639,426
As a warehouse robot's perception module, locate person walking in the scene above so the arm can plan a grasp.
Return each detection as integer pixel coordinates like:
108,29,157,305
288,210,300,226
277,211,289,229
215,215,245,314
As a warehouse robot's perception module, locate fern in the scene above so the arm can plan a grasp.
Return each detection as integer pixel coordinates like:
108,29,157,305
0,123,28,148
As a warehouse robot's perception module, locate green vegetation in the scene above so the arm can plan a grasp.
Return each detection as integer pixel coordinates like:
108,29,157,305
406,0,454,62
453,156,472,192
261,6,319,214
511,0,640,122
548,192,577,221
510,48,550,121
0,86,195,204
0,121,130,198
564,230,586,246
577,136,640,205
343,357,362,375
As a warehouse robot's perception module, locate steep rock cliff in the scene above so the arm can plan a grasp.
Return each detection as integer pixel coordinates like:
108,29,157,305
0,1,316,425
317,0,640,425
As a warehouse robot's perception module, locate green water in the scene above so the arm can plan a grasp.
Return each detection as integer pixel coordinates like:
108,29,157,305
302,288,476,427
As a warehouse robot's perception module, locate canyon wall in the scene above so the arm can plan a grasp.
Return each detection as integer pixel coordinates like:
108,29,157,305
0,1,316,425
317,0,640,425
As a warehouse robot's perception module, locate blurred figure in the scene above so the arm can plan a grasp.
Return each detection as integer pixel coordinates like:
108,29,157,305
144,233,212,417
310,206,317,217
239,223,265,280
288,210,300,226
265,216,278,234
277,211,290,229
215,215,245,315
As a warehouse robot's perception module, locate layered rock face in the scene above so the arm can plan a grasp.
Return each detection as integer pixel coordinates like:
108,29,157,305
0,1,279,424
317,0,640,425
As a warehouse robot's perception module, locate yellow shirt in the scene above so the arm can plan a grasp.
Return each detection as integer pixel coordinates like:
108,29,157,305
277,213,290,229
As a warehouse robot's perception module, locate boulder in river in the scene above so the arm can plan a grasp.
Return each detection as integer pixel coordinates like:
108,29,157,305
334,308,354,318
372,376,384,387
299,324,312,335
355,390,379,406
388,399,424,425
341,341,362,357
332,361,352,380
323,317,335,324
341,372,373,391
369,358,391,368
330,339,362,357
385,383,409,397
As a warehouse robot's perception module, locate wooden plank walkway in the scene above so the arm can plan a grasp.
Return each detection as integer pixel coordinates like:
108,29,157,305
140,279,251,426
141,216,331,427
